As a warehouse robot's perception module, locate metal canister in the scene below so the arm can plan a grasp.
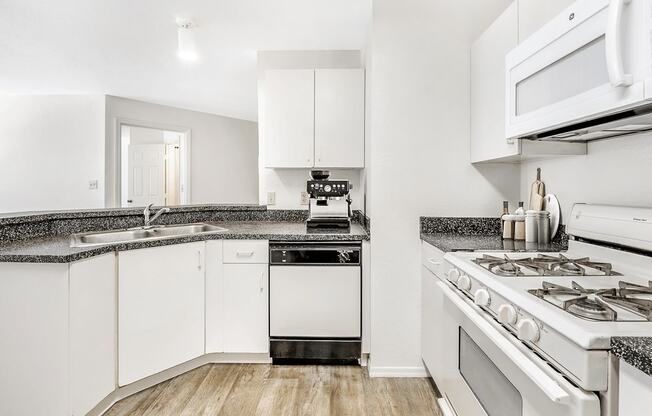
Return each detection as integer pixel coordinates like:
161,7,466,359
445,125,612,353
538,212,551,244
525,211,539,243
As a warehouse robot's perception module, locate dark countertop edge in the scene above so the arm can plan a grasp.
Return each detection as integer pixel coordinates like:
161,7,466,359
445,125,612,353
611,337,652,377
0,230,370,264
420,232,568,253
0,204,267,225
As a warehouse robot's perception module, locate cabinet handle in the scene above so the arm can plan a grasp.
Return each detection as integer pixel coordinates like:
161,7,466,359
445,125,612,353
259,272,265,292
236,251,255,257
197,250,202,270
428,258,441,266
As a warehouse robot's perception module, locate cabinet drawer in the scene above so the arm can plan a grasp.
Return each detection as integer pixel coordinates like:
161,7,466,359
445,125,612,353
223,240,269,264
421,241,445,278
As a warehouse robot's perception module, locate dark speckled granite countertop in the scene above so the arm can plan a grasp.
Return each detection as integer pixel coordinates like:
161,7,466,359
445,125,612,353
420,233,567,252
612,337,652,377
419,216,568,253
0,221,368,263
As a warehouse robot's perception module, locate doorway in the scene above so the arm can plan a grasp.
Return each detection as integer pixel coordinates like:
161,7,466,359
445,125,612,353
119,124,190,207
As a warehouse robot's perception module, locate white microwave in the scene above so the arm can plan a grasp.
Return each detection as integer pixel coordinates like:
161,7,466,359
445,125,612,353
506,0,652,141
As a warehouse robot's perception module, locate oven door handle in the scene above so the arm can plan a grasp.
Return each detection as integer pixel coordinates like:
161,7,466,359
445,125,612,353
438,282,571,404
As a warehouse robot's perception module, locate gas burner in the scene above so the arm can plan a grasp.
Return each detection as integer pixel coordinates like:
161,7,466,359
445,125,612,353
528,281,652,322
472,254,621,277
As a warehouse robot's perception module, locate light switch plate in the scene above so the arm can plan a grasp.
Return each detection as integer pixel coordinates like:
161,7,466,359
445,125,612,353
88,180,99,190
300,191,310,205
267,192,276,205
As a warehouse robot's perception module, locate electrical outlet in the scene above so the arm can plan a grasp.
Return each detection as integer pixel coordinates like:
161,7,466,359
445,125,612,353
88,180,99,190
267,192,276,205
300,191,310,205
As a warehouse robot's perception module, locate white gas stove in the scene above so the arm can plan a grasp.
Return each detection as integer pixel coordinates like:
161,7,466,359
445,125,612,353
431,204,652,416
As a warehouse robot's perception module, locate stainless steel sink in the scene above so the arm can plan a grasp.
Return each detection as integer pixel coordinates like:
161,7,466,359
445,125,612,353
71,223,228,247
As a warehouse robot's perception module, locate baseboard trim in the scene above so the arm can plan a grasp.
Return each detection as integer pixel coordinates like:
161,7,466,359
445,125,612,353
367,365,428,378
87,352,271,416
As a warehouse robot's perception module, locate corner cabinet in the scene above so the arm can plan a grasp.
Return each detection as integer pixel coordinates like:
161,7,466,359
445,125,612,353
0,254,116,416
118,242,205,386
263,68,365,169
470,0,586,163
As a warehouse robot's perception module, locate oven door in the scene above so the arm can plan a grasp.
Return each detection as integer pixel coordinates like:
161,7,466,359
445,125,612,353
436,281,601,416
506,0,652,140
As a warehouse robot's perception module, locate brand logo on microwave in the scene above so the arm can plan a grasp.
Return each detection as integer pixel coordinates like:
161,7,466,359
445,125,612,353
633,217,648,222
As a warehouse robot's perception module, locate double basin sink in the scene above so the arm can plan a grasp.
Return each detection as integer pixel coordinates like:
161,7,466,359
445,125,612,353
71,223,228,248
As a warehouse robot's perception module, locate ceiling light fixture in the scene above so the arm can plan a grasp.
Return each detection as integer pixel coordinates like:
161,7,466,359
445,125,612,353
176,19,198,61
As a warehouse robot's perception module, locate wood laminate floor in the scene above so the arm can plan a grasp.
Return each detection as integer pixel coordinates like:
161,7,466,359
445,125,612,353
104,364,442,416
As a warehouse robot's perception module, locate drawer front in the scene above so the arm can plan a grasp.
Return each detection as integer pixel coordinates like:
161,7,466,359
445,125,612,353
421,241,445,278
223,240,269,264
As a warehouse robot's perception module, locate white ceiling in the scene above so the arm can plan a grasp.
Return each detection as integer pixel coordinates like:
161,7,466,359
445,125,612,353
0,0,371,121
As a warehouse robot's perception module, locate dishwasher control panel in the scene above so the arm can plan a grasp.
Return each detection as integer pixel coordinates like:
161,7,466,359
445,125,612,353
269,242,361,265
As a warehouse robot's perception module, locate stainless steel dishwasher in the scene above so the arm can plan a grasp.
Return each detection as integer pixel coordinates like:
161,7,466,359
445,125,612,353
269,242,362,363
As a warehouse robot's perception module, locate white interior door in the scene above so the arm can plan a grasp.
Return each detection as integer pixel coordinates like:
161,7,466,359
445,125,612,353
127,144,166,206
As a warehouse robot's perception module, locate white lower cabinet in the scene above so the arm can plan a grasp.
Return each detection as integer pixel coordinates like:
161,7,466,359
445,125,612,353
421,243,445,381
223,263,269,353
0,254,116,416
205,240,224,353
70,254,116,416
618,360,652,416
0,262,70,416
118,242,205,386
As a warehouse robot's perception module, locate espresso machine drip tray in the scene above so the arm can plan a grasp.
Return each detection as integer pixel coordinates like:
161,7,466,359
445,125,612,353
306,217,352,231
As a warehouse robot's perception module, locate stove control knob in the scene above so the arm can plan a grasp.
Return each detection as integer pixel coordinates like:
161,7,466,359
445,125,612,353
446,268,460,283
497,304,518,325
474,288,491,307
457,274,472,291
517,319,540,343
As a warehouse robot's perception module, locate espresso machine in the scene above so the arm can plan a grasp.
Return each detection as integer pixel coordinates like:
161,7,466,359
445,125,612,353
306,170,352,230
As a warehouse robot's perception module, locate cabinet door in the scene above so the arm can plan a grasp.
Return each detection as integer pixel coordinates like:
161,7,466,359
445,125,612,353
518,0,575,43
118,242,205,386
264,69,315,168
314,68,365,168
421,266,443,382
223,264,268,353
619,361,652,415
205,241,224,353
0,263,69,416
70,254,116,416
470,2,519,163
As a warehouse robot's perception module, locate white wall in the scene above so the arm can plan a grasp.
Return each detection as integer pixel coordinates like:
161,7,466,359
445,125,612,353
367,0,517,375
105,96,259,207
520,133,652,223
0,94,105,213
257,50,365,210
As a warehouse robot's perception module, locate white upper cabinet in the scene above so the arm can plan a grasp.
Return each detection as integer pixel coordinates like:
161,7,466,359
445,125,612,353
518,0,575,43
470,0,586,163
263,68,365,169
315,68,365,168
264,69,315,168
118,243,205,386
471,2,519,163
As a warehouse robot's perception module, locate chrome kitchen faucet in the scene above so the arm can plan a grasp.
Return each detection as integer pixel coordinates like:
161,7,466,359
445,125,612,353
143,204,170,228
